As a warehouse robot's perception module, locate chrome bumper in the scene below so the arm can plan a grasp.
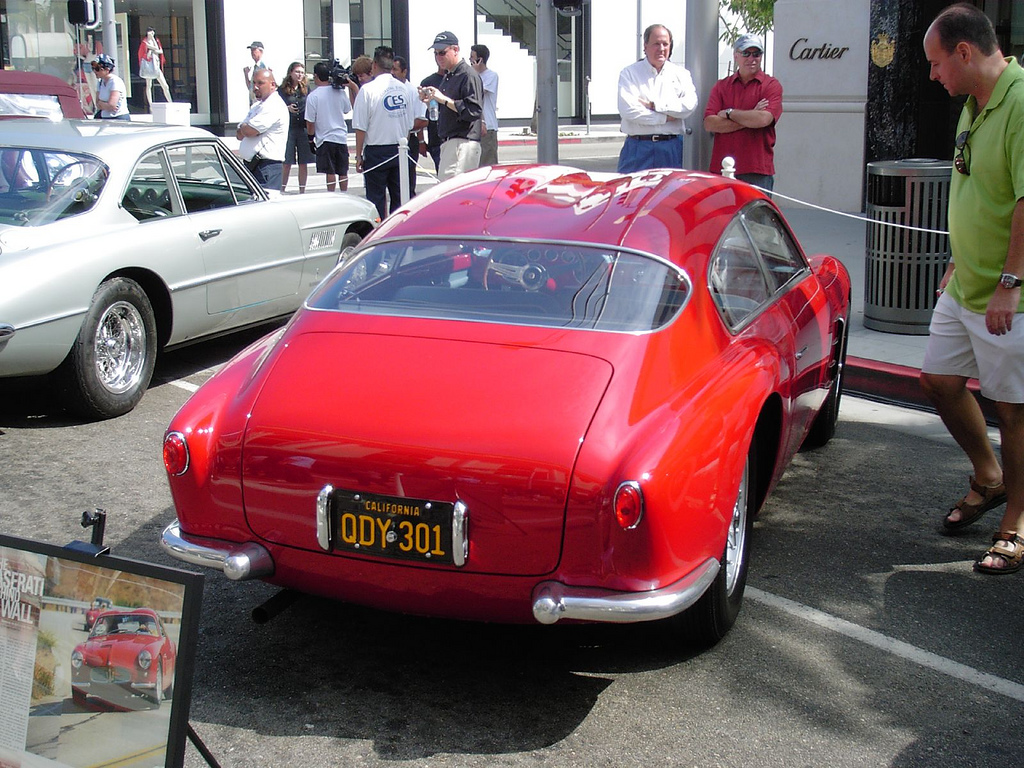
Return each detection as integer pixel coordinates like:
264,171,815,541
531,558,720,625
160,519,274,581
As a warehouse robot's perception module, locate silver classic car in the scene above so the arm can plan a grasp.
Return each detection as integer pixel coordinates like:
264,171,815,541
0,119,377,418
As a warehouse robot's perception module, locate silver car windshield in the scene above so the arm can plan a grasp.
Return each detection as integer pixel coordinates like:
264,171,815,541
308,239,690,332
0,148,107,226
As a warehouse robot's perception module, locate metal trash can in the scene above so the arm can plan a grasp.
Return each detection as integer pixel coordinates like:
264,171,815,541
864,159,951,334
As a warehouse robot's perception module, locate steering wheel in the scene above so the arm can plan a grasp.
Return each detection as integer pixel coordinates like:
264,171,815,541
47,160,97,199
483,252,549,292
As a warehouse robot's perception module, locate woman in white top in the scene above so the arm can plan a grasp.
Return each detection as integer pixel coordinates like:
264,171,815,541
93,54,130,120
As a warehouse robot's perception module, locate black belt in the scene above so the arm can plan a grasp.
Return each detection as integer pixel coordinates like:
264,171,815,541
629,134,679,142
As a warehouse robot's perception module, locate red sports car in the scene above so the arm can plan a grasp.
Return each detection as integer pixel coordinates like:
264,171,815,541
71,608,176,708
160,165,850,645
83,596,112,631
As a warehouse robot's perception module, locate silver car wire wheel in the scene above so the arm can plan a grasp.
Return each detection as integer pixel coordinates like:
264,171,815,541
93,300,147,394
724,460,749,596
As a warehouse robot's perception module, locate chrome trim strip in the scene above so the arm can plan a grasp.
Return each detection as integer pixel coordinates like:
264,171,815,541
316,485,333,551
531,557,720,625
160,519,274,580
452,500,468,567
166,253,310,294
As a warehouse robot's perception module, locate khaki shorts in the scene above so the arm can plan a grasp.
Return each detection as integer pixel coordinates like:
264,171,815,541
438,138,481,181
922,292,1024,403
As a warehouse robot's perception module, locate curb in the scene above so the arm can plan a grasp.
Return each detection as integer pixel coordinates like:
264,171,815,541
846,356,997,425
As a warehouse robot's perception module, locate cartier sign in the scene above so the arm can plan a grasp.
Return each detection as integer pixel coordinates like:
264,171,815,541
789,37,850,60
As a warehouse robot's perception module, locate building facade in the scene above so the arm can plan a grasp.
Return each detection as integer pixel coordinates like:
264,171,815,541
2,1,1020,211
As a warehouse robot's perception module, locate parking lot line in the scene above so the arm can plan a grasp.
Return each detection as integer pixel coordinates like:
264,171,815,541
748,587,1024,703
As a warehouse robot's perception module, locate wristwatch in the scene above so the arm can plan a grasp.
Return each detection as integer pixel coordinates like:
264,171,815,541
726,108,733,120
1000,272,1023,288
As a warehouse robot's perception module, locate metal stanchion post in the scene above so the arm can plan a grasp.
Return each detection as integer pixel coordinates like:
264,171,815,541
398,137,410,206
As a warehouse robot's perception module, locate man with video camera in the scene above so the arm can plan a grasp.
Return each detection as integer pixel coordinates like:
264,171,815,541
305,60,359,192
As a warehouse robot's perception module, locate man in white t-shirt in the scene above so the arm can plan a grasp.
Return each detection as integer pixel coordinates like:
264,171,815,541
352,46,415,218
236,68,288,190
305,62,358,192
471,44,499,166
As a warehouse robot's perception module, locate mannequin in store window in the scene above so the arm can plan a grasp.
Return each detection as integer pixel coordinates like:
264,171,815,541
138,27,172,107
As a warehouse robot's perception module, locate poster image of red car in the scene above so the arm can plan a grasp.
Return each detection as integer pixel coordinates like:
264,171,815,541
4,552,190,768
71,607,177,710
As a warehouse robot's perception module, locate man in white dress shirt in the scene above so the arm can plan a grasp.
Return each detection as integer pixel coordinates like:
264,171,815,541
616,24,697,173
236,68,288,191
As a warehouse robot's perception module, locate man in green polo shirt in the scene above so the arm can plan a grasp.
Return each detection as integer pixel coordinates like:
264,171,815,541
921,3,1024,574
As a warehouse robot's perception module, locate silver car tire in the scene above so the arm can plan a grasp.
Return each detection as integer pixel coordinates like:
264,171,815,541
55,277,158,420
148,664,163,707
338,231,364,265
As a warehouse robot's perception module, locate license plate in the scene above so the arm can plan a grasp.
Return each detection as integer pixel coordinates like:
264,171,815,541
332,490,458,565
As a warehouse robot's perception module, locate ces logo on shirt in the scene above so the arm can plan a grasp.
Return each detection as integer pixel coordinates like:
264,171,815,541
384,92,407,112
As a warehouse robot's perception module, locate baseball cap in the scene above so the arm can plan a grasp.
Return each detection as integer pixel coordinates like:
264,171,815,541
247,41,264,50
734,34,763,53
429,31,458,50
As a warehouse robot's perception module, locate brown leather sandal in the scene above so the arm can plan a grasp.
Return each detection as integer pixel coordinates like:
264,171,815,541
943,475,1006,532
974,531,1024,575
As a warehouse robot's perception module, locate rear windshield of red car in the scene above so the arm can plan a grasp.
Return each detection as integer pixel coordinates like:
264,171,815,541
307,238,691,333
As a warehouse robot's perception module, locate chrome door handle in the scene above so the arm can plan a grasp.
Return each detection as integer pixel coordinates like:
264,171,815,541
199,229,222,241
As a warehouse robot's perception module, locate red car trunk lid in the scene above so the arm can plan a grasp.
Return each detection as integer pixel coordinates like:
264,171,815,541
241,331,613,575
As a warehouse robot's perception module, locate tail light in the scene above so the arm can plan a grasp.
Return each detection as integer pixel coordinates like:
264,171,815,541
614,481,644,529
163,432,189,476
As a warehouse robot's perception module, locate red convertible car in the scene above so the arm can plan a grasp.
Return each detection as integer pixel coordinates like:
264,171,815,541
83,596,112,631
71,607,176,708
160,165,850,645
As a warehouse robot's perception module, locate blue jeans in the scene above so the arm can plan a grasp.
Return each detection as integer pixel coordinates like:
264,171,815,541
362,144,401,219
254,160,283,191
616,134,683,173
736,173,774,195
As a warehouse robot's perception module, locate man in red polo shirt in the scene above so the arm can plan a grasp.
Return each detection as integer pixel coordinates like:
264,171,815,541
703,34,783,193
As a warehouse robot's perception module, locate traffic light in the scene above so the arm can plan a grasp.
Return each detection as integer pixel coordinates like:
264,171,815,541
68,0,97,26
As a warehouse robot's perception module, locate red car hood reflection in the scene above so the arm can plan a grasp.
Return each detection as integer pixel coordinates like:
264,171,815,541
241,331,614,575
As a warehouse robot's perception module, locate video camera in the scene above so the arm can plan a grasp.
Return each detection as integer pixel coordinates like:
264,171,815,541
330,59,352,89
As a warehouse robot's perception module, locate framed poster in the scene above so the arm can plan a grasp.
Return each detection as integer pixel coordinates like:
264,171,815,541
0,533,203,768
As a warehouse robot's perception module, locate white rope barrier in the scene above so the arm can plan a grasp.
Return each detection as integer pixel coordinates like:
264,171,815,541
295,152,951,240
722,155,951,237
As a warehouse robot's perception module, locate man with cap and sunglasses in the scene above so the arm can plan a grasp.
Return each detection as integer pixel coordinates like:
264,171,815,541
616,23,696,173
703,34,781,193
244,41,269,105
93,54,130,120
418,31,483,181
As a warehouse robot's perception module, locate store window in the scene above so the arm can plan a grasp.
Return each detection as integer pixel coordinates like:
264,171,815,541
0,0,198,117
349,0,391,59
